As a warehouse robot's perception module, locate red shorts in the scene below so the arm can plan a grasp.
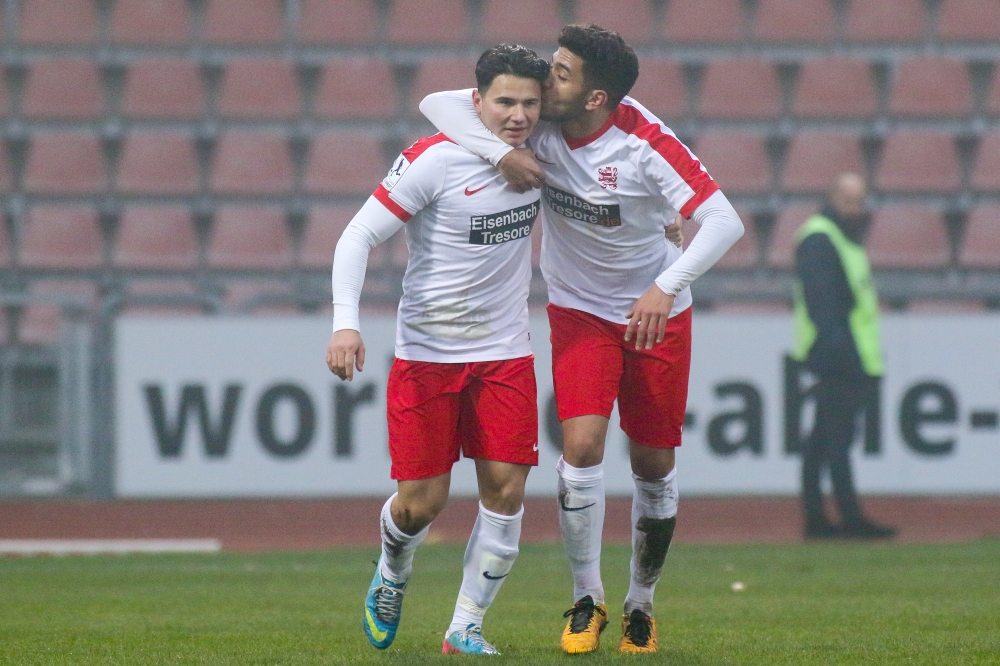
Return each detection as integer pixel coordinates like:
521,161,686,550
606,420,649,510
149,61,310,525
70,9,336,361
547,303,692,448
386,356,539,481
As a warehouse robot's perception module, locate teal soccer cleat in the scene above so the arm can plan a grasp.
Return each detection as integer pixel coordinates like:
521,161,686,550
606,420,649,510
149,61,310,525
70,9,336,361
362,559,407,649
442,624,500,655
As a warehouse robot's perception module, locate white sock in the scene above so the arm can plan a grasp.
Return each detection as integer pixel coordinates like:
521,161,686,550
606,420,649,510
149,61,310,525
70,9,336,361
378,493,429,584
557,456,606,605
625,469,678,615
447,502,523,636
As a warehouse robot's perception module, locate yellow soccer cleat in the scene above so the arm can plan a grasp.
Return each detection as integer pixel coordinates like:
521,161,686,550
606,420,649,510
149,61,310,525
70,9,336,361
618,609,658,653
560,595,608,654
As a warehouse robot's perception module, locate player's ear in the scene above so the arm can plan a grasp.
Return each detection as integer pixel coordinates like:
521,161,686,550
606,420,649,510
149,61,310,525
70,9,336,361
584,89,608,112
472,89,483,116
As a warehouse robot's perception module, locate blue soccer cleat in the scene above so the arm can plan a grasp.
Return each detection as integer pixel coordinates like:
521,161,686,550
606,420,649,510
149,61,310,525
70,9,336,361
442,624,500,655
362,559,407,649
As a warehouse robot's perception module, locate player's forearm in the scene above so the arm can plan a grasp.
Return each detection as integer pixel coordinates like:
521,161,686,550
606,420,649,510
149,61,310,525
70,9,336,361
654,190,745,296
419,89,514,166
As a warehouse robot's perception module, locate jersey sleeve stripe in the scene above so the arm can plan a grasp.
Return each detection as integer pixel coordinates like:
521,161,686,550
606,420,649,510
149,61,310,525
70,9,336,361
402,132,454,162
678,180,720,218
373,184,413,222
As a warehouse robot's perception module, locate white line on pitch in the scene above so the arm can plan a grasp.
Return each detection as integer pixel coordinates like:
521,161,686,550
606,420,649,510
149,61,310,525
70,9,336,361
0,539,222,555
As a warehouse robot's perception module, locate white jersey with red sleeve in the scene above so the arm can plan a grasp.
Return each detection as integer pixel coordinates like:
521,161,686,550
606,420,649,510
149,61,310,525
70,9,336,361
374,133,541,363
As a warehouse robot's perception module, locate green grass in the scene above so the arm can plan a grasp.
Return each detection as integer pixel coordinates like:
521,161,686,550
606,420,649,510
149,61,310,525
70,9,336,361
1,540,998,665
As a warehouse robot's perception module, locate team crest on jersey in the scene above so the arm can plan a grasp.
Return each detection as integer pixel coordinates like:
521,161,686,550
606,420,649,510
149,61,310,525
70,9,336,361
382,154,411,191
598,166,618,190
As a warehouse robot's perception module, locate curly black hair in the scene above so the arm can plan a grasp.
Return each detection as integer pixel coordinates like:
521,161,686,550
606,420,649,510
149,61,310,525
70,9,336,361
557,24,639,108
475,44,551,92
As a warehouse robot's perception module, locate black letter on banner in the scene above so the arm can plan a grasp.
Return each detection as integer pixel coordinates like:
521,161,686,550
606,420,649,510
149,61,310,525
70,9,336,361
256,384,315,458
144,384,242,458
899,382,957,456
545,393,564,453
334,383,376,458
707,382,763,456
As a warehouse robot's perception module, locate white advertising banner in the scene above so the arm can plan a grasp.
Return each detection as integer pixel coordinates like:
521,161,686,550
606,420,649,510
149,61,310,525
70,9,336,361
114,313,1000,497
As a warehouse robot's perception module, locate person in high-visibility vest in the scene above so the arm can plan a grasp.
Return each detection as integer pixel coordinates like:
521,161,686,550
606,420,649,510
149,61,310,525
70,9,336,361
792,173,896,540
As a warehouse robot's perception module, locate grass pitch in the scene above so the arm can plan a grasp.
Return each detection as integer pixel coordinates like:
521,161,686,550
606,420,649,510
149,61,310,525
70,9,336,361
1,540,998,665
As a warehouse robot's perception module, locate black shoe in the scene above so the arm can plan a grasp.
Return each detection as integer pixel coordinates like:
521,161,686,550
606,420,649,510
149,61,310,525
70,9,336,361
842,520,896,539
804,521,846,539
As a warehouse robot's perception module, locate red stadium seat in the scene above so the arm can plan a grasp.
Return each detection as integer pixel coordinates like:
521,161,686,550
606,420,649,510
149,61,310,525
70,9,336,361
298,0,377,45
217,58,300,120
876,132,960,194
752,0,836,44
24,132,106,194
300,205,359,270
120,279,206,317
937,0,1000,41
123,59,204,119
574,0,655,43
958,205,1000,268
714,301,792,313
387,0,469,45
314,59,397,120
481,0,561,44
303,132,388,196
18,280,98,345
792,58,877,119
410,59,479,115
907,299,985,312
210,132,293,195
22,59,104,119
683,207,759,269
113,206,199,270
971,132,1000,192
889,58,973,118
117,132,200,195
18,0,96,44
699,59,781,120
989,74,1000,117
203,0,283,44
223,280,300,314
110,0,190,44
844,0,926,43
19,206,102,269
627,60,687,121
866,206,950,268
693,132,771,195
767,204,819,269
781,132,865,194
207,206,292,270
663,0,744,44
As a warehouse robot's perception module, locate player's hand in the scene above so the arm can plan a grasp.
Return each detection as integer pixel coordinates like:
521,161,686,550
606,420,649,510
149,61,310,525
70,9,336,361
625,285,676,351
497,148,546,193
326,329,366,381
665,214,684,248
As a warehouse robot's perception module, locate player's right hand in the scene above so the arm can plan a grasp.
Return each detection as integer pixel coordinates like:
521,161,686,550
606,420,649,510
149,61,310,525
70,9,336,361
665,214,685,248
327,329,366,381
497,148,546,193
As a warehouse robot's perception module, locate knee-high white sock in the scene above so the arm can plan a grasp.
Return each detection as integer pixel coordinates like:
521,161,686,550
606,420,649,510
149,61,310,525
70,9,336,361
448,502,523,635
625,469,678,615
557,456,606,605
379,493,429,584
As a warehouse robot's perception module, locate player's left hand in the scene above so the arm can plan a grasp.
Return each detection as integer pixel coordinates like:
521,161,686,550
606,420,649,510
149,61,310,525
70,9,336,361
665,214,684,248
625,285,676,351
326,329,366,381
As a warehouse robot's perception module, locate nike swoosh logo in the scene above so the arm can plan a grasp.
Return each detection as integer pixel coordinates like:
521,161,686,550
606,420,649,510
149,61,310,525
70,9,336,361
365,608,388,642
465,184,489,195
559,497,596,512
483,572,508,580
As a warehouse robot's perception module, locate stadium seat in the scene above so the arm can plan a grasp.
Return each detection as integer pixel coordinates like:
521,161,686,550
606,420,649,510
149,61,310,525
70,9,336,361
627,59,687,121
889,58,973,118
481,0,561,44
113,206,199,270
971,132,1000,191
0,147,11,195
387,0,469,45
751,0,836,44
792,58,878,119
298,0,377,45
693,132,771,195
222,280,300,314
116,132,200,195
207,206,292,270
766,204,819,269
217,58,300,120
22,59,104,119
937,0,1000,41
989,74,1000,117
203,0,283,44
119,279,207,317
299,205,359,270
19,206,103,269
844,0,926,43
698,59,782,120
210,132,293,195
410,59,479,115
122,59,205,119
23,132,107,194
18,0,96,44
314,59,397,120
0,211,10,265
713,301,792,313
303,132,388,195
958,205,1000,268
875,132,961,194
573,0,655,43
683,207,759,269
907,299,985,312
663,0,744,44
781,132,865,194
18,280,98,346
866,206,950,268
110,0,190,44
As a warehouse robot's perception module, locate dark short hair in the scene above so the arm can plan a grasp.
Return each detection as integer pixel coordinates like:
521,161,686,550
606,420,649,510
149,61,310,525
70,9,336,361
557,24,639,108
475,44,551,92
